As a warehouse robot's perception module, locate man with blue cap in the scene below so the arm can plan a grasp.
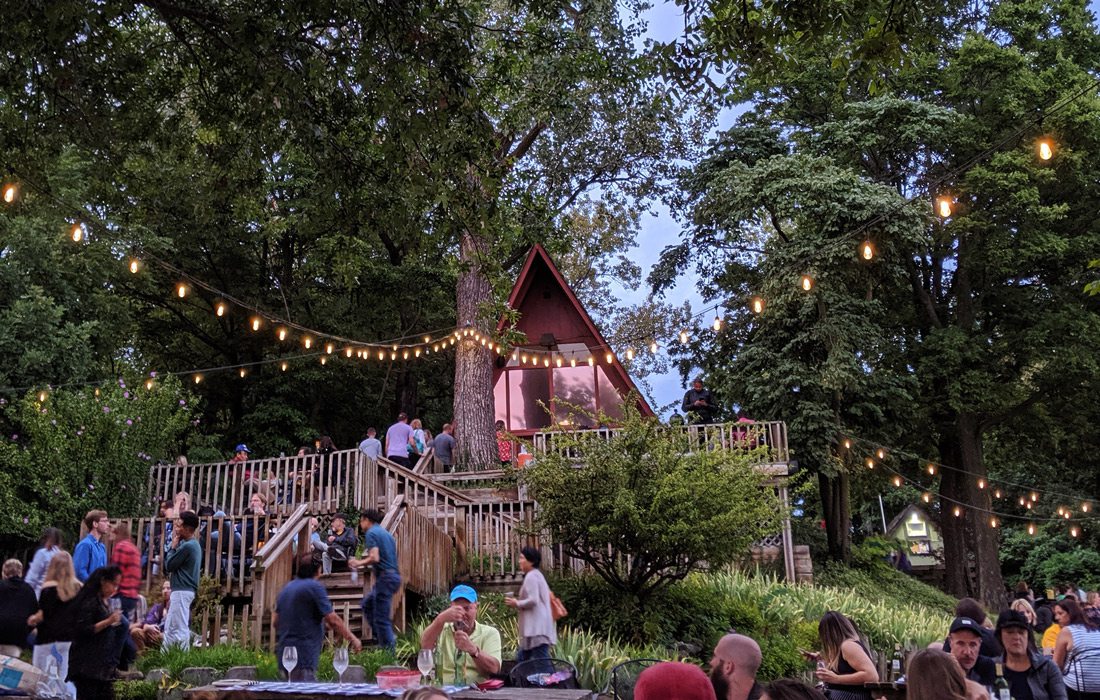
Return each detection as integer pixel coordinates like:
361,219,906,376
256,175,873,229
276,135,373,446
420,584,502,685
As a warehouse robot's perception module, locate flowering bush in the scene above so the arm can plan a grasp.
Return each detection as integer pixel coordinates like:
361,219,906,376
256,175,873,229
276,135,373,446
0,375,195,545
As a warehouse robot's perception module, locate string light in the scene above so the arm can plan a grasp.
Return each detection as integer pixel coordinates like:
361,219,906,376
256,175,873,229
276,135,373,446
238,368,247,378
176,283,188,298
649,341,658,354
303,337,313,350
927,464,936,475
713,315,722,331
990,517,998,528
555,356,562,367
1071,526,1079,538
892,476,902,487
325,343,335,354
250,317,262,331
626,348,634,360
843,439,851,449
751,297,764,314
320,356,328,365
860,241,875,260
1028,523,1036,535
1031,492,1039,502
378,350,385,360
866,458,874,469
1037,138,1054,161
935,196,953,218
953,506,962,517
193,375,203,384
215,302,226,317
570,357,577,367
2,183,16,203
37,390,47,403
70,223,85,242
994,488,1002,499
1084,502,1092,513
129,259,140,274
145,379,154,390
587,356,595,366
922,492,932,503
876,448,886,459
280,361,288,372
800,275,814,291
345,347,354,358
679,330,689,344
605,351,613,364
978,478,986,489
277,327,287,341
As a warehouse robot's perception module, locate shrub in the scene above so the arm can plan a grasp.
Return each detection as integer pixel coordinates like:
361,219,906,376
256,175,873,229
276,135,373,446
114,680,157,700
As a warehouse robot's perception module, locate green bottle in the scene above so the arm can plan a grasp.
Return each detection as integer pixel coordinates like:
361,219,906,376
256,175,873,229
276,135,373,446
994,663,1012,700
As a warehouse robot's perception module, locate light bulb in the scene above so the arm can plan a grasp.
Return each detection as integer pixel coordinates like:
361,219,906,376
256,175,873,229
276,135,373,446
953,506,961,517
1031,492,1039,501
990,517,997,528
402,350,409,360
543,357,550,367
345,347,353,357
71,223,84,242
626,349,634,360
650,341,658,354
129,259,140,274
1019,497,1026,506
1071,526,1079,538
145,379,154,390
892,476,902,487
37,391,47,402
239,368,247,378
587,356,595,366
1037,139,1054,161
928,464,936,475
876,448,885,459
994,489,1002,499
861,241,875,260
304,337,313,349
978,478,986,489
866,458,874,469
679,330,689,344
843,439,851,449
216,302,226,317
922,492,931,503
414,348,421,358
2,184,16,203
277,327,287,341
800,275,814,291
570,358,577,367
605,352,613,364
177,283,187,298
326,343,334,354
751,297,764,314
555,356,562,367
1028,523,1036,535
378,350,385,360
1083,502,1091,513
424,336,430,343
390,351,396,360
280,361,288,372
193,375,203,384
936,196,953,218
713,316,722,331
321,356,327,365
251,317,261,331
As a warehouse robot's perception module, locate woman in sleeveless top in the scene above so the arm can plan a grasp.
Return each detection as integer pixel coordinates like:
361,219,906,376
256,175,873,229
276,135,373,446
813,611,878,700
1054,598,1100,700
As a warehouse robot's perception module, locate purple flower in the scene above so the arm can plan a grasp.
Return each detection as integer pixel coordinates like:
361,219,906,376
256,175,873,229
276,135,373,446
10,434,18,440
123,391,130,399
119,379,126,388
103,406,111,413
126,419,133,426
149,371,157,378
23,517,28,524
179,400,186,406
76,430,83,436
88,484,95,490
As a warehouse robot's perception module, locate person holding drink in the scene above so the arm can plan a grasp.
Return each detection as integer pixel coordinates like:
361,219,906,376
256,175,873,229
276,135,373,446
420,585,502,686
67,566,124,700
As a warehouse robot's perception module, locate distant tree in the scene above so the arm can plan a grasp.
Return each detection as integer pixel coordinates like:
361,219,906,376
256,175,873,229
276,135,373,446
521,401,781,599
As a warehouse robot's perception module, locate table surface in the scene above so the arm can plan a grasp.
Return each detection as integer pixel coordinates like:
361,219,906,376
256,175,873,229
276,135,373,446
185,684,594,700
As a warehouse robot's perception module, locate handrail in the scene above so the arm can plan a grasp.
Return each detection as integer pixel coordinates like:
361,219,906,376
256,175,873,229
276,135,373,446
252,503,310,574
411,447,436,475
375,455,470,504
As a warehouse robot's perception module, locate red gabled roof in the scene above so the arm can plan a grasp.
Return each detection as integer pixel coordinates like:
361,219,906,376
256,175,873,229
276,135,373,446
496,244,655,416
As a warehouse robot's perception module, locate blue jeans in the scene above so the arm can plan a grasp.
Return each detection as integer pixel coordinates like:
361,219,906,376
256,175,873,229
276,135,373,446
362,570,401,653
107,595,138,670
516,643,552,674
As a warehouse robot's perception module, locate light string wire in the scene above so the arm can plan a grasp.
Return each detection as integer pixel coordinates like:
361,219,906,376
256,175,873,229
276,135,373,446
845,435,1096,527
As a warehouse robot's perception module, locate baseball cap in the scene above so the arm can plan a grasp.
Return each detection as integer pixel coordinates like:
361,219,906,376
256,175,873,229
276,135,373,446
949,617,983,636
995,610,1031,634
235,443,251,453
450,584,478,603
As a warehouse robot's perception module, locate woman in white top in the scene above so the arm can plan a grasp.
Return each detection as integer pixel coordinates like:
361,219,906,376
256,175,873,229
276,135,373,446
25,528,64,597
505,546,557,666
1054,598,1100,700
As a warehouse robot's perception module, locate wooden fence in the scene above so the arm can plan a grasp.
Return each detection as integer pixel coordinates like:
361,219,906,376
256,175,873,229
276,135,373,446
110,512,288,597
192,600,364,649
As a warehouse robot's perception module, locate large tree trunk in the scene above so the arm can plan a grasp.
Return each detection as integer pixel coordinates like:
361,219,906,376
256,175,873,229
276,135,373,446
939,412,1007,607
452,231,497,469
819,467,852,562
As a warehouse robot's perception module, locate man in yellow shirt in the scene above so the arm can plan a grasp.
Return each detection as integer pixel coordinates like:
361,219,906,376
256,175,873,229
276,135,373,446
420,585,502,686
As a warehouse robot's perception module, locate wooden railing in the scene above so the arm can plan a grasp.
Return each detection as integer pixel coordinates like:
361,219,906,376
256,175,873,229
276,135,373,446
455,500,587,582
192,600,364,649
249,504,312,644
530,420,790,464
109,512,288,597
148,449,370,516
383,496,455,598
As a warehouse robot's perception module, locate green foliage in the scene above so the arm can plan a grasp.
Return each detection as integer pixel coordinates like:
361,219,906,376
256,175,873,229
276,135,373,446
522,401,781,598
0,377,194,546
137,645,282,680
113,680,157,700
999,528,1100,591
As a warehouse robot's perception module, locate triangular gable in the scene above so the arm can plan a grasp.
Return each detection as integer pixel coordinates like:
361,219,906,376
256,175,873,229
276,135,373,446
496,245,655,416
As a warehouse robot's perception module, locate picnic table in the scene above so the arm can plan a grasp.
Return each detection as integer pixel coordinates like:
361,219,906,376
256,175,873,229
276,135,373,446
184,682,595,700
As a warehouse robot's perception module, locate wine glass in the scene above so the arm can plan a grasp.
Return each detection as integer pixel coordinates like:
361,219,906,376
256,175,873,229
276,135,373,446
417,649,434,686
333,645,349,685
282,646,298,681
108,598,123,626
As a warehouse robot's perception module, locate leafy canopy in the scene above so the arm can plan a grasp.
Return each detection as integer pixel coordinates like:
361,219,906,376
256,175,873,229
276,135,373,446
522,401,781,598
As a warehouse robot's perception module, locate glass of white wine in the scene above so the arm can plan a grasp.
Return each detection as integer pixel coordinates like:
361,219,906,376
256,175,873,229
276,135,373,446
282,646,298,681
333,645,349,685
417,649,434,686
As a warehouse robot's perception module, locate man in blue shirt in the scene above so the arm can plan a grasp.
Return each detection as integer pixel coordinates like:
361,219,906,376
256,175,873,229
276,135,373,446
72,509,110,582
350,509,400,653
274,559,360,681
358,428,382,461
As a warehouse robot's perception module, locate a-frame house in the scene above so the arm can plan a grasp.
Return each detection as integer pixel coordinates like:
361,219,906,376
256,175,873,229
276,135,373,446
493,245,655,437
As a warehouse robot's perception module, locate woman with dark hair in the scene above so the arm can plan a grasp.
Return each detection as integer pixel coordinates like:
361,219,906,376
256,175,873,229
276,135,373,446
906,649,970,700
68,566,124,700
26,527,64,597
505,546,556,665
811,611,878,700
1053,598,1100,700
995,609,1066,700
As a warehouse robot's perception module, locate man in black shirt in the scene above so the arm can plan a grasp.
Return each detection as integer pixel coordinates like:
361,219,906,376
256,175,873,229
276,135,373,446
947,617,997,687
682,376,717,424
